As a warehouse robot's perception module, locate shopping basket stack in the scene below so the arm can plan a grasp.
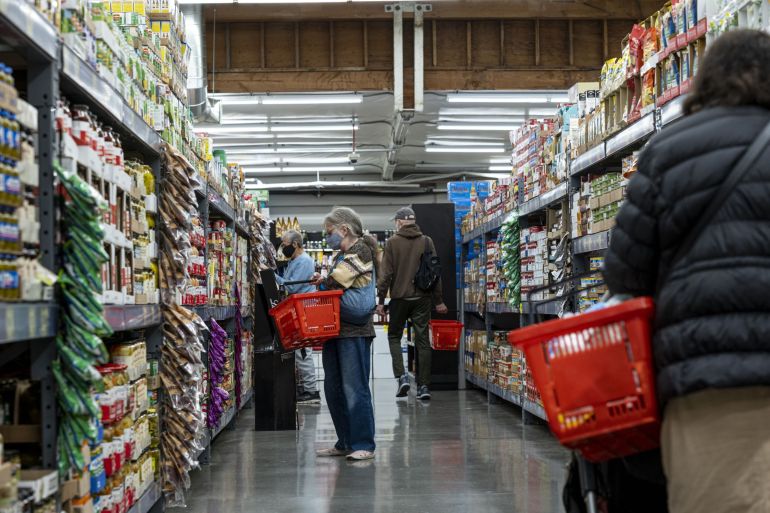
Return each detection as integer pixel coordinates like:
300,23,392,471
269,290,344,351
508,296,660,462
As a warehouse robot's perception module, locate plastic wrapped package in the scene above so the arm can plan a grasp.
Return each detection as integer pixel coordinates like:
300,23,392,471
500,214,521,309
54,161,112,477
158,144,207,507
207,319,230,428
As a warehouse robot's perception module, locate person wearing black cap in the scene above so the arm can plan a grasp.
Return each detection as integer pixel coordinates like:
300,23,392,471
376,206,448,400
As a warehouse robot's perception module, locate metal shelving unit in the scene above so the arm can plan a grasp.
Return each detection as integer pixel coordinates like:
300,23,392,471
486,302,516,314
465,371,546,421
521,300,565,316
463,304,482,314
461,213,507,244
127,482,162,513
0,1,59,474
193,175,254,469
458,94,691,424
573,231,611,255
518,182,568,216
104,305,162,332
0,304,58,344
59,44,162,158
0,9,258,512
206,186,236,222
239,388,254,411
0,0,58,60
195,305,239,322
211,405,237,441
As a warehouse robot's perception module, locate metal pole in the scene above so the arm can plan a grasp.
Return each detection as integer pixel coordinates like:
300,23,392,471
414,5,424,112
28,53,58,471
393,5,404,111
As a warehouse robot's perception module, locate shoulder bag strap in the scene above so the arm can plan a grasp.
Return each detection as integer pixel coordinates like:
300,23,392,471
662,119,770,283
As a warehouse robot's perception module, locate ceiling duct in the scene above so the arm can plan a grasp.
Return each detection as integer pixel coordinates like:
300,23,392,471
182,5,220,123
382,110,412,181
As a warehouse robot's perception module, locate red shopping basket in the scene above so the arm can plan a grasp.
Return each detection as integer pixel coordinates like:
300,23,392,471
430,320,463,350
269,290,344,351
508,297,659,462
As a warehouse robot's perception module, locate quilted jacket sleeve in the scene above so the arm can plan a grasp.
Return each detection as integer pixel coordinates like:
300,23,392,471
603,149,664,297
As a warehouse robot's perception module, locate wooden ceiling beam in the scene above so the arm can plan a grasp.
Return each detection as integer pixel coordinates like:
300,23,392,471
207,67,601,93
204,1,663,22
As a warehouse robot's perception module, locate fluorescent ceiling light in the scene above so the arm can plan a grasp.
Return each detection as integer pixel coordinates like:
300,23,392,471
217,97,262,106
446,93,569,104
439,116,525,123
207,135,276,141
284,157,351,164
196,126,268,134
282,166,355,172
207,142,274,148
437,124,522,131
218,117,269,124
228,147,370,158
270,125,358,132
275,133,353,140
528,108,559,116
489,157,513,164
244,166,356,173
241,167,280,172
440,108,526,116
217,94,362,105
270,117,355,124
272,140,353,146
231,157,351,165
425,147,506,154
426,139,504,147
489,165,513,172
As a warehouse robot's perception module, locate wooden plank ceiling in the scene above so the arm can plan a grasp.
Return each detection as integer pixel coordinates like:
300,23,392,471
205,0,665,93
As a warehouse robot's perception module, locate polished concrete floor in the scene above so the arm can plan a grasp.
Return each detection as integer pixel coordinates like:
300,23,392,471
183,380,569,513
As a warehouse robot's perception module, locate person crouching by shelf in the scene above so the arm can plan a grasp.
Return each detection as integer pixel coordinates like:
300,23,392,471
312,207,377,462
275,229,321,405
603,29,770,513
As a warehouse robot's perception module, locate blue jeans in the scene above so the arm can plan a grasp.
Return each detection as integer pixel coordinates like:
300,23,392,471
322,337,376,452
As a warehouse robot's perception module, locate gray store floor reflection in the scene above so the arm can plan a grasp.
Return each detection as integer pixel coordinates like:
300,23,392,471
181,380,568,513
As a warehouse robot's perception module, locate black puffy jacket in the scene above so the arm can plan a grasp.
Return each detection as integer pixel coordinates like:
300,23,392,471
604,106,770,404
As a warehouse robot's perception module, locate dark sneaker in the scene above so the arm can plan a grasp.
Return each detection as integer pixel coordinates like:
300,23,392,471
417,385,431,401
396,374,410,398
298,391,321,404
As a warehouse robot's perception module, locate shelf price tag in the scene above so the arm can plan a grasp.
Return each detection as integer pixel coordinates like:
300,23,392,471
28,307,36,339
5,307,16,341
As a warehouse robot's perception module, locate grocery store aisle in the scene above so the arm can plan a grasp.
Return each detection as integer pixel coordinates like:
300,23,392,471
183,380,568,513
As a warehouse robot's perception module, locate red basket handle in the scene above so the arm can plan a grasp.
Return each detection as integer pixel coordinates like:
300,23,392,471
507,297,655,349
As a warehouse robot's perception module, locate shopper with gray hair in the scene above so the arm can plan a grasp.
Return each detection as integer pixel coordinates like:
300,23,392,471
275,230,320,404
311,206,377,461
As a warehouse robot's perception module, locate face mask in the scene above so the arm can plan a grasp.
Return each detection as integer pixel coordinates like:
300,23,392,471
326,231,343,250
282,244,296,258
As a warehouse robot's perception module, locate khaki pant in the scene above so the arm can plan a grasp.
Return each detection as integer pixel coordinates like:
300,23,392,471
662,386,770,513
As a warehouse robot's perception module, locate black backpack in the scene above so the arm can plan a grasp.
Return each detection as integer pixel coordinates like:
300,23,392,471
413,236,441,291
